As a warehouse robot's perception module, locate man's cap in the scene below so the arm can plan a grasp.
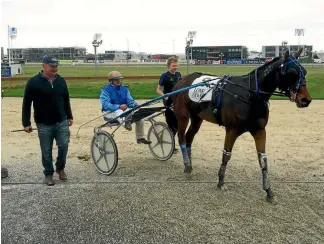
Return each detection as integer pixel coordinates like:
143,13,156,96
108,70,123,80
43,55,59,66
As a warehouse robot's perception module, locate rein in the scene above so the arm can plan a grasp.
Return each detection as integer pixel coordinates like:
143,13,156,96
208,72,285,106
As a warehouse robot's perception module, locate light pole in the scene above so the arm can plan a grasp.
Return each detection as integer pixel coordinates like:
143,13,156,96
92,33,103,76
126,38,129,67
304,46,308,61
295,28,304,52
185,31,197,75
281,40,288,56
185,39,190,75
220,53,224,65
7,26,17,65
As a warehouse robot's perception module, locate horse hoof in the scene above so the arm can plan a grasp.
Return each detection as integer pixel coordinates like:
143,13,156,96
266,189,274,202
266,196,274,203
184,166,193,173
217,184,227,190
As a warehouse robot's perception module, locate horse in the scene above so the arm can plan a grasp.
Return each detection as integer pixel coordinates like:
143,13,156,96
171,48,312,202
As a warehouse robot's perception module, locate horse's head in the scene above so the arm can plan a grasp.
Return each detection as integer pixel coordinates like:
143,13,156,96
277,48,312,108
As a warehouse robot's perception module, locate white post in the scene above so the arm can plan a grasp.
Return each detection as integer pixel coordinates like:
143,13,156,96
7,25,11,65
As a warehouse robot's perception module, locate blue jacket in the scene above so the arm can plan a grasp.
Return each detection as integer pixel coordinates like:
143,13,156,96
100,84,137,112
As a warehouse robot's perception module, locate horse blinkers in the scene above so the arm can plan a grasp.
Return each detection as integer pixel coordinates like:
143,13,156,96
279,58,308,104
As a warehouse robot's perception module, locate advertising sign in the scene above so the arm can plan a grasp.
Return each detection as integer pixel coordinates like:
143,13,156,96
1,65,11,77
224,60,244,65
244,59,265,64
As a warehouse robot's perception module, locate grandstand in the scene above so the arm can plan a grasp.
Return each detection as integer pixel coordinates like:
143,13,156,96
262,45,313,59
8,47,87,62
186,45,249,62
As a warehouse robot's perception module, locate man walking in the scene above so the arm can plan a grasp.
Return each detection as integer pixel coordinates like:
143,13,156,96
22,55,73,186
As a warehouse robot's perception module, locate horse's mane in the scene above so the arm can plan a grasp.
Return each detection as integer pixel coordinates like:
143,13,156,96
259,56,281,68
247,57,281,75
189,58,282,78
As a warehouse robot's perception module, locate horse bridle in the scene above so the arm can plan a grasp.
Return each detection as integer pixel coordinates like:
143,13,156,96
247,57,307,100
279,56,307,101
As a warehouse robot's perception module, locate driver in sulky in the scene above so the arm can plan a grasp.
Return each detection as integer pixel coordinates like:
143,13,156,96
100,70,152,145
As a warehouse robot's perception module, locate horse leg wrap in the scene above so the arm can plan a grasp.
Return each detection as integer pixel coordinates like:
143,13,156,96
180,144,191,167
218,150,232,186
258,152,270,191
186,144,192,162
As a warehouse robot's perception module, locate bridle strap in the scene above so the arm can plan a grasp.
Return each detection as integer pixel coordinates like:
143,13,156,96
280,57,307,92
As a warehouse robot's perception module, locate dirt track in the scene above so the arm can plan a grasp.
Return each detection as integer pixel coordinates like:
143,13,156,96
1,98,324,243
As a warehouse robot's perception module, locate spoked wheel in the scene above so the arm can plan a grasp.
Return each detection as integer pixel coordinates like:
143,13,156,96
147,122,175,161
91,130,118,175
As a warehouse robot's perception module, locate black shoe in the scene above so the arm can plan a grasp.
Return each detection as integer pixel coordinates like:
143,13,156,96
44,175,55,186
1,167,8,179
137,138,152,144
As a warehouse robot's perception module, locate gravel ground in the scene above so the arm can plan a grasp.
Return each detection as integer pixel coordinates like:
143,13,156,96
1,97,324,244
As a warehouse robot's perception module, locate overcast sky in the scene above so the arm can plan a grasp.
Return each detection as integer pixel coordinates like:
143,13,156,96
1,0,324,54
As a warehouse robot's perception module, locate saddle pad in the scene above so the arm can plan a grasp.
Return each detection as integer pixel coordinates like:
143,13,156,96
188,75,222,103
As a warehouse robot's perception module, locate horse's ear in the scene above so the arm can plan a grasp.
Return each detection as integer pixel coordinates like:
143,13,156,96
283,49,289,61
294,47,303,59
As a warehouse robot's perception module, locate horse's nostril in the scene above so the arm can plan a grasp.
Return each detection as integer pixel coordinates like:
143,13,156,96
301,98,311,107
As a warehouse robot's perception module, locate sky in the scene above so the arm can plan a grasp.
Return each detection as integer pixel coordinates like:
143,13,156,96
1,0,324,55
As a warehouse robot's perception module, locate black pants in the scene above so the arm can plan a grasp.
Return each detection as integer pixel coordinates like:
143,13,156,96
163,99,178,136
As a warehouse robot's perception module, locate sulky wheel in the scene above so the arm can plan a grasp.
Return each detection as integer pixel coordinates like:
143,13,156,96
147,122,175,161
91,130,118,175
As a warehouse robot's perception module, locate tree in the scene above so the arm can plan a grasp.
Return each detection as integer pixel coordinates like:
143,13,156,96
313,52,319,59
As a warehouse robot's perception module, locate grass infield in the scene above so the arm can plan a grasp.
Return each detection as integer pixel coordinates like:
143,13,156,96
2,64,324,99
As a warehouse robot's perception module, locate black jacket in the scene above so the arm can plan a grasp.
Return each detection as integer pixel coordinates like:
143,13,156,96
22,71,73,127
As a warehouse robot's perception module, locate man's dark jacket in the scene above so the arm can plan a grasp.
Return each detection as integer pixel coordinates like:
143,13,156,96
22,71,73,127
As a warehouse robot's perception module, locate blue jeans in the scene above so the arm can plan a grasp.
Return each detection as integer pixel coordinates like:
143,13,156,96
37,120,70,176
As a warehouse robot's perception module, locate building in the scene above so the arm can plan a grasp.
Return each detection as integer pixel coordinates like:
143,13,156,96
262,45,313,59
7,47,87,62
314,51,324,60
100,50,142,61
186,45,249,61
247,50,263,59
1,47,4,61
102,50,122,60
150,54,176,62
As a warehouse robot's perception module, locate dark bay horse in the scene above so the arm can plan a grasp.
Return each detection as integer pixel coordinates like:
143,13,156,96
171,48,312,201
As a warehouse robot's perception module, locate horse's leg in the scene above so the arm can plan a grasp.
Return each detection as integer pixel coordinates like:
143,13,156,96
217,128,238,189
184,113,203,173
251,128,274,202
177,113,191,172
